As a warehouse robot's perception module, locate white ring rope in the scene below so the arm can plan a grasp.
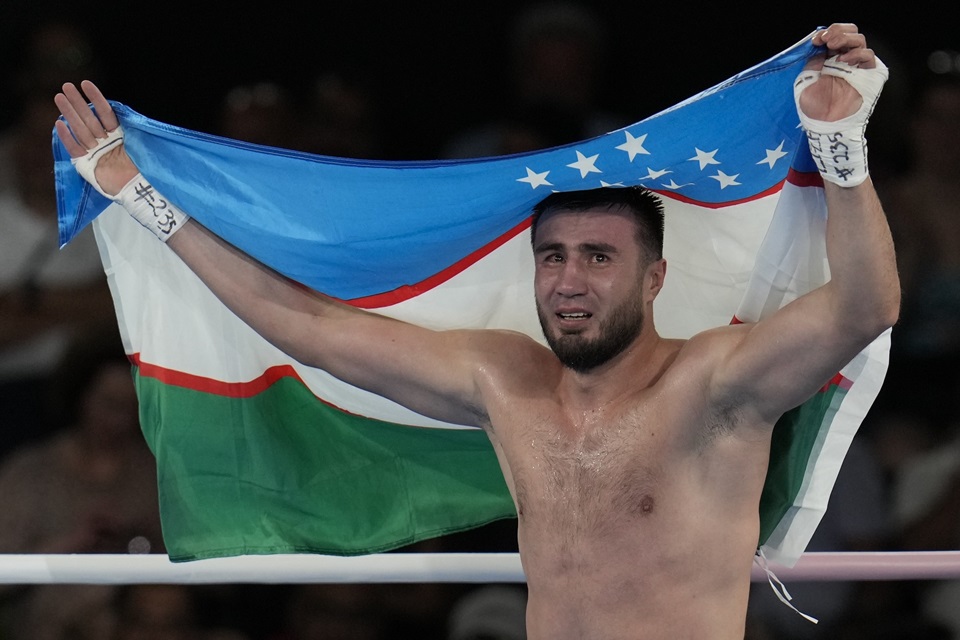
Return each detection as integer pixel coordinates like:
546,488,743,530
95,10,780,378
2,552,960,584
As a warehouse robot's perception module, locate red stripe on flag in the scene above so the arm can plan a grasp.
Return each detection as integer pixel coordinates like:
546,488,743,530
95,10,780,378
821,371,852,392
131,353,303,398
346,217,532,309
131,352,365,414
786,168,822,188
651,181,786,209
344,177,815,310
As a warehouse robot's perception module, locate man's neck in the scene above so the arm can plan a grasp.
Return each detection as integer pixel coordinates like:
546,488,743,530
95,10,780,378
559,327,671,409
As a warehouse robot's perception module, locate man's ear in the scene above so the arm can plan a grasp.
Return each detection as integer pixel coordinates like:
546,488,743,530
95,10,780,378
645,258,667,302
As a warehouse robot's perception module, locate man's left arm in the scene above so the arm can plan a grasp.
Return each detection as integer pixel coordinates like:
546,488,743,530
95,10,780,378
709,24,900,423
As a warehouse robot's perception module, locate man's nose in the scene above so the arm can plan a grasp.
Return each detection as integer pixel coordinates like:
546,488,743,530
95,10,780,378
554,261,588,296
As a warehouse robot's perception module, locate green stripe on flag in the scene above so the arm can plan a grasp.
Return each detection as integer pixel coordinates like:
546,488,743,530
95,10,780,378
134,368,516,562
758,383,847,545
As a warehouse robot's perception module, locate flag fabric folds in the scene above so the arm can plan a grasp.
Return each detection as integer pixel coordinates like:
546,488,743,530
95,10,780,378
54,31,889,566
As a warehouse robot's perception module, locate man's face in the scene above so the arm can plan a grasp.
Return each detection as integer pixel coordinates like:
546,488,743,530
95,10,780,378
533,208,648,372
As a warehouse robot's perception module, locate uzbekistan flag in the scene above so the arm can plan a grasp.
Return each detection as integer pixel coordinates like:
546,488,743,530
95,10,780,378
54,30,890,566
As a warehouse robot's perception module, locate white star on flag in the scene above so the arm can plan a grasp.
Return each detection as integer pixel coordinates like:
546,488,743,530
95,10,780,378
662,179,694,190
567,150,602,179
689,148,721,170
615,131,650,161
757,141,788,168
517,167,553,189
710,170,741,189
642,168,671,180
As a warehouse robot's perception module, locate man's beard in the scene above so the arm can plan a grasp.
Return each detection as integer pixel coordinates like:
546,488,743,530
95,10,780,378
537,295,645,373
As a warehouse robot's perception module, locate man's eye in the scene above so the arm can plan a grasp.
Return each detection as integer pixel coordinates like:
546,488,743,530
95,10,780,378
592,254,608,262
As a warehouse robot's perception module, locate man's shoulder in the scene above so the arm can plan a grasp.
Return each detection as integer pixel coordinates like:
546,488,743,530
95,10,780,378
480,328,550,350
469,328,557,370
659,324,758,394
677,322,754,359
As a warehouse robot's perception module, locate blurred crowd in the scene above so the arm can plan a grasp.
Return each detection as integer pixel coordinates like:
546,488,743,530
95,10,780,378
1,4,959,639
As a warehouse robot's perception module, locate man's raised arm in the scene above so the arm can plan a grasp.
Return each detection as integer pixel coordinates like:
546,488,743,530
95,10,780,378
707,24,900,423
54,80,505,429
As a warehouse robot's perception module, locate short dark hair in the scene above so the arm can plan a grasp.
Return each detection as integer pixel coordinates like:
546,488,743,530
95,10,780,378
530,186,665,262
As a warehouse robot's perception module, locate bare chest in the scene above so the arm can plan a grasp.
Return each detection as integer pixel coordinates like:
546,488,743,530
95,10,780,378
491,387,763,565
492,397,767,638
507,400,680,542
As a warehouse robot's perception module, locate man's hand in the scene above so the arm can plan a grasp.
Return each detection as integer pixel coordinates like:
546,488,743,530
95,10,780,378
794,23,887,187
799,23,877,122
54,80,139,195
55,80,190,241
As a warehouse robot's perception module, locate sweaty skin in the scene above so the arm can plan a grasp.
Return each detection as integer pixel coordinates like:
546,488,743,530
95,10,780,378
478,208,773,639
54,24,898,640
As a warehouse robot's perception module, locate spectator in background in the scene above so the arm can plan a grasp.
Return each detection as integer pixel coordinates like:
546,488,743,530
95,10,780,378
877,57,960,407
814,56,960,631
0,20,103,192
442,1,628,158
864,75,960,638
890,374,960,638
111,584,252,640
746,438,896,639
0,325,163,640
217,71,383,160
0,20,115,457
378,537,466,638
304,70,384,159
267,584,386,640
218,81,302,151
112,585,205,640
447,585,527,640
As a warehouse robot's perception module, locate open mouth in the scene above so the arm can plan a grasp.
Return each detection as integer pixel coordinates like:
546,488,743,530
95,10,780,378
557,312,592,321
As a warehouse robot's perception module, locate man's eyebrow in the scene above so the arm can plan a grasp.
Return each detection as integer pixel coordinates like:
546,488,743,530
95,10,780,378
580,242,618,254
534,241,620,254
533,241,565,254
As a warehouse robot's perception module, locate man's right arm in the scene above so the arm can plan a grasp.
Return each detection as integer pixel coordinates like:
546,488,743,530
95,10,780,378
166,218,498,426
54,81,501,429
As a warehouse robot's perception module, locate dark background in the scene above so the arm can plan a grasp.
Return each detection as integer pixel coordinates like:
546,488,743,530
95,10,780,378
0,1,954,158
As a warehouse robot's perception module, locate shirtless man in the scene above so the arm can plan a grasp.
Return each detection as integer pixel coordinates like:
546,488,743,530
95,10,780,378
54,24,898,639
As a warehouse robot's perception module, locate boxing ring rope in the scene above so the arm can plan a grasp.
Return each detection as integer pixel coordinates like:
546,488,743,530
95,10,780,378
2,552,960,584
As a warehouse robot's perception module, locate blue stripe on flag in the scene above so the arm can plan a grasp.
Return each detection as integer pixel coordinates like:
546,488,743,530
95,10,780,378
55,36,819,301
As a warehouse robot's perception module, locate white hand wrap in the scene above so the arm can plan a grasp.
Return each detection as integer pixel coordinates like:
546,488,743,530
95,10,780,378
115,174,190,242
794,55,889,187
70,126,127,199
